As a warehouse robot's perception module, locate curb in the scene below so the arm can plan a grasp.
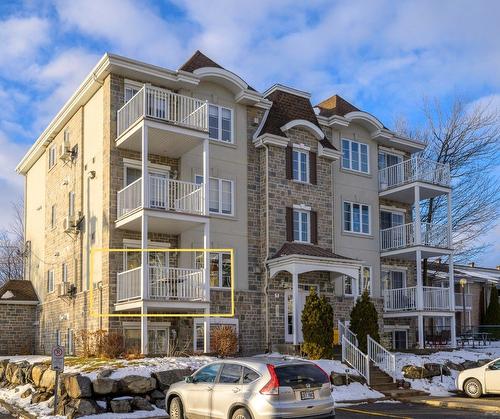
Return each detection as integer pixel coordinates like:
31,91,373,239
399,396,500,414
336,396,390,404
0,398,37,419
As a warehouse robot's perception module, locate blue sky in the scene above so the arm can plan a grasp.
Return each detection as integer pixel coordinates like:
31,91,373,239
0,0,499,266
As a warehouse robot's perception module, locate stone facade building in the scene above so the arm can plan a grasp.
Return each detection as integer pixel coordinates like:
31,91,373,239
16,51,464,355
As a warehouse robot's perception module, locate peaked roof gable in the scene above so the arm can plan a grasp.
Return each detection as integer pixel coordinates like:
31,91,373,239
315,94,360,117
178,50,225,73
0,280,38,302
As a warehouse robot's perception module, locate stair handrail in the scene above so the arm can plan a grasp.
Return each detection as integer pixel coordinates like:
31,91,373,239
338,320,359,347
342,336,370,384
367,335,396,383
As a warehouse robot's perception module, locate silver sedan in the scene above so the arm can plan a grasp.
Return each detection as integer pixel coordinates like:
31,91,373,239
166,357,335,419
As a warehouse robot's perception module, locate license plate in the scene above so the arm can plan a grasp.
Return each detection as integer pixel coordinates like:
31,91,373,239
300,390,315,400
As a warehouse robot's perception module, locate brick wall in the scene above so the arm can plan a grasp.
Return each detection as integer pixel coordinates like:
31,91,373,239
0,303,37,355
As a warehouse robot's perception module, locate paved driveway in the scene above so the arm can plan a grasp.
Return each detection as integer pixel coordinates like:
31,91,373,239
336,401,498,418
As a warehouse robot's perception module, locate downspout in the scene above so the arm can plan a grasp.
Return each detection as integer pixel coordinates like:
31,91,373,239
263,143,270,352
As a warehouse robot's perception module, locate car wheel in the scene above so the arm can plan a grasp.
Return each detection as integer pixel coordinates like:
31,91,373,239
464,378,482,398
169,396,184,419
232,407,252,419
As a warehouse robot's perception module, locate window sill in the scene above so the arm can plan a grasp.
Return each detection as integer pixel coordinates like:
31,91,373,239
291,179,312,186
210,287,232,291
209,213,237,221
209,139,236,148
341,231,374,239
340,167,372,178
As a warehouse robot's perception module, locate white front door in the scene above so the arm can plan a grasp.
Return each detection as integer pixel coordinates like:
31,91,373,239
285,286,318,343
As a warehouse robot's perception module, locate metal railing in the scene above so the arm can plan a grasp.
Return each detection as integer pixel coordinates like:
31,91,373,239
149,266,206,301
117,267,141,301
455,292,473,309
383,287,417,311
338,320,358,347
380,221,450,252
342,336,370,384
367,335,396,382
423,286,450,310
379,157,450,191
117,176,204,218
117,178,142,218
117,85,208,136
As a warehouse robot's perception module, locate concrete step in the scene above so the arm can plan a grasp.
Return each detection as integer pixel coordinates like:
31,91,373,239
370,377,394,384
370,383,400,391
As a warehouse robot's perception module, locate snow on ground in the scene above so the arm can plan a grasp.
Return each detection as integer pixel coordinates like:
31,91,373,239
0,355,50,364
79,406,167,419
394,341,500,396
331,382,384,402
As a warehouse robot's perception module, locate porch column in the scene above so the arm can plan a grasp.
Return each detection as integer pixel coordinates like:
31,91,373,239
203,308,210,353
417,314,424,349
450,315,457,348
292,271,299,346
141,305,148,355
141,124,149,300
141,123,149,209
202,139,210,216
414,185,421,245
203,221,211,353
416,249,423,310
141,214,149,299
449,256,455,311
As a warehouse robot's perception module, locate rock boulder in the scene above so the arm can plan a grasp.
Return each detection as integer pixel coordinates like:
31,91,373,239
93,377,118,395
132,396,155,411
152,369,191,391
110,398,132,413
119,375,156,394
64,374,92,399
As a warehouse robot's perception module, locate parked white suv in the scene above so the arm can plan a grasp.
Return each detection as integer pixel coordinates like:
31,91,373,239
166,357,335,419
456,358,500,397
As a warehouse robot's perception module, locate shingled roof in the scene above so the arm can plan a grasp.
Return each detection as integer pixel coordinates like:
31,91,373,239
259,88,336,150
0,280,38,302
271,242,354,260
315,94,360,118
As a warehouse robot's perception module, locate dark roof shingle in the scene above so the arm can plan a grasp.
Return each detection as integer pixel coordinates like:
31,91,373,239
179,50,224,73
271,242,354,260
0,280,38,302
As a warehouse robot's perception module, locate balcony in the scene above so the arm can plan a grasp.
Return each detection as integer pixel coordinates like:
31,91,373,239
380,222,451,258
116,266,208,310
379,157,450,203
116,176,205,233
384,286,451,313
116,85,208,157
455,292,473,310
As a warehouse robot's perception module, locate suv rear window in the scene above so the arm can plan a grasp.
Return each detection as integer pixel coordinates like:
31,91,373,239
275,364,328,389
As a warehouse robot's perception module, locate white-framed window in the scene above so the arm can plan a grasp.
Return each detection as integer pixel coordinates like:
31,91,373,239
380,210,404,230
196,251,231,288
193,318,239,352
342,139,369,174
293,209,310,243
48,145,56,169
381,269,406,291
292,149,309,183
195,175,233,215
51,205,56,229
343,201,370,234
208,104,233,143
343,276,353,296
378,150,403,170
359,266,372,295
47,270,54,293
124,80,142,103
62,263,68,283
68,191,75,218
122,241,170,271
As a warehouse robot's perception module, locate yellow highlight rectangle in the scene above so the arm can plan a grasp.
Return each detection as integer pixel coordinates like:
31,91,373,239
89,248,235,318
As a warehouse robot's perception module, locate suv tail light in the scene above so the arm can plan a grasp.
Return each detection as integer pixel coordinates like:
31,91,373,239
260,364,279,395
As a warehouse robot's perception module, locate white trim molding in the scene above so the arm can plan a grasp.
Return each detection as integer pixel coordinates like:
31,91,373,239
253,134,289,148
264,84,311,99
281,119,325,140
318,143,342,161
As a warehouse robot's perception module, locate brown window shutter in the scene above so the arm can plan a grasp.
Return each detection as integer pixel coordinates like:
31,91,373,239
310,151,317,184
286,207,294,242
286,146,293,180
310,210,318,244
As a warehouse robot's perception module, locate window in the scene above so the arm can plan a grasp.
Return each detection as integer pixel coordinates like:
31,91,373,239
342,139,369,173
47,270,54,293
194,363,222,383
380,210,404,230
242,367,260,384
125,82,141,102
125,167,142,186
62,263,68,283
359,266,372,295
381,269,406,291
196,252,231,288
343,201,370,234
343,276,353,296
218,364,242,384
293,210,310,242
193,318,239,352
195,175,233,215
378,151,402,170
51,205,56,229
208,104,233,143
55,330,61,346
48,145,56,169
292,149,309,182
68,192,75,218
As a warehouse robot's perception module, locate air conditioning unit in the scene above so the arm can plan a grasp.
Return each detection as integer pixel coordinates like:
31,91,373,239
62,216,75,232
58,142,71,160
58,282,71,296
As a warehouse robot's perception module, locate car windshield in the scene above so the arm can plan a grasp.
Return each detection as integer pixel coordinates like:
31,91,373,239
275,364,329,390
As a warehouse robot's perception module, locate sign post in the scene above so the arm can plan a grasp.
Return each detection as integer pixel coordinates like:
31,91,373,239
51,345,65,416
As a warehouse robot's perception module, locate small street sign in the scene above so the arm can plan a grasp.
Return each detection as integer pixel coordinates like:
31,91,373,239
51,345,65,372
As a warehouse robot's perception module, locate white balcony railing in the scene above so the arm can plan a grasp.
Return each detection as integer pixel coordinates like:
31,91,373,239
380,222,450,252
116,266,207,303
379,157,450,191
117,267,142,301
384,286,451,312
149,266,206,301
117,85,208,137
455,292,473,309
117,176,204,218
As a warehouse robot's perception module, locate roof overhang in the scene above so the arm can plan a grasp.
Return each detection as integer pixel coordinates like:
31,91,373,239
267,254,363,278
281,119,325,140
253,133,289,148
318,143,342,160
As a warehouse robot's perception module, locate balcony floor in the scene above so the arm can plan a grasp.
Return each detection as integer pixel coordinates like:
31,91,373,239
116,119,208,158
383,309,455,318
114,298,210,313
116,208,208,234
379,181,450,203
381,245,452,260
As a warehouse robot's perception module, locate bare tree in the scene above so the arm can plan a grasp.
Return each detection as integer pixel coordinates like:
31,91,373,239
0,200,25,284
397,97,500,262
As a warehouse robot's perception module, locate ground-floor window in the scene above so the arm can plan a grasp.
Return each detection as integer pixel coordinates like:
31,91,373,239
66,329,74,355
193,318,239,352
123,323,171,355
392,330,408,350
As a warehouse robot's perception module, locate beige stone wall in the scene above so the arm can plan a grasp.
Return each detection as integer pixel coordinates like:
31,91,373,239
0,303,37,355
